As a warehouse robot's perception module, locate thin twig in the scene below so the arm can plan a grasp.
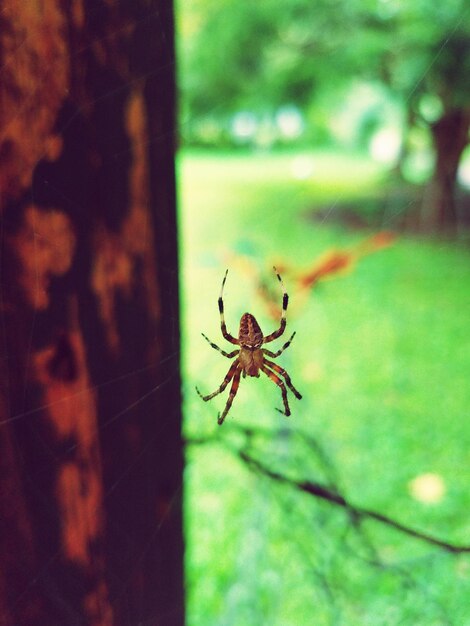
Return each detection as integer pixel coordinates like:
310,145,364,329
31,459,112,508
186,427,470,554
236,449,470,554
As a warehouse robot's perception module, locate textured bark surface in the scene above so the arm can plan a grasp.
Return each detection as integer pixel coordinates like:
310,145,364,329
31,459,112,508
422,107,470,231
0,2,183,625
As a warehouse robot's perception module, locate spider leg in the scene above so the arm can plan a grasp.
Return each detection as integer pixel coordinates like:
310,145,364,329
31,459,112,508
196,359,239,402
264,358,302,400
218,269,239,345
260,364,291,416
218,365,242,425
201,333,239,358
262,331,296,358
263,267,288,343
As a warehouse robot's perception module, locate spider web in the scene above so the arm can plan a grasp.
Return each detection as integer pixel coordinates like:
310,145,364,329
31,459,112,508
1,2,469,626
179,4,470,626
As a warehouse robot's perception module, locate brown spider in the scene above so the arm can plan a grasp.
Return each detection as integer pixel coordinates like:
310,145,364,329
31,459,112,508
196,268,302,425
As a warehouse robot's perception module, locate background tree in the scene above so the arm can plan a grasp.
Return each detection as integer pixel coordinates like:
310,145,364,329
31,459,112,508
373,1,470,229
179,0,470,230
0,2,183,625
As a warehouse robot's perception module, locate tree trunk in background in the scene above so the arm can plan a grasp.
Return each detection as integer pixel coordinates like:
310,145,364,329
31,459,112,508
422,107,470,231
0,2,184,625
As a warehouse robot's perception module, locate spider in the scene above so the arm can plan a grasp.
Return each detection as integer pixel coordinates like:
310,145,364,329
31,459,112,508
196,268,302,425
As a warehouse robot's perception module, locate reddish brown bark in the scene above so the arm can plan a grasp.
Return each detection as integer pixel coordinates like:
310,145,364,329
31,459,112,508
422,107,470,231
0,2,183,625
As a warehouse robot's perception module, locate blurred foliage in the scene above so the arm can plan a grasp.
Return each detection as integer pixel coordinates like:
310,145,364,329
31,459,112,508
178,0,470,153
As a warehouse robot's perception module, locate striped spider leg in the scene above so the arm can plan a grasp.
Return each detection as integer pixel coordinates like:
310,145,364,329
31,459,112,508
196,268,302,424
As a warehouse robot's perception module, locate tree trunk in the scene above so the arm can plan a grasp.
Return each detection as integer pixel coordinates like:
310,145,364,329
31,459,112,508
0,2,184,625
422,107,470,231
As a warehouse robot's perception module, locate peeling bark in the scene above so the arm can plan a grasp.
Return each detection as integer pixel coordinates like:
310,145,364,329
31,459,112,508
0,1,69,203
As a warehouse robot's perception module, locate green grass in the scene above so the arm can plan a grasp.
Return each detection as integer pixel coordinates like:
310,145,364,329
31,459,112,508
179,149,470,626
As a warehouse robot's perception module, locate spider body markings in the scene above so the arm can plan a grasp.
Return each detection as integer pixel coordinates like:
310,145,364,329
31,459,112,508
196,268,302,425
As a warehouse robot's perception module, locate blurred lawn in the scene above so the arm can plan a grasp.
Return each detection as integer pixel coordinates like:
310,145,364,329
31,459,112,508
178,149,470,626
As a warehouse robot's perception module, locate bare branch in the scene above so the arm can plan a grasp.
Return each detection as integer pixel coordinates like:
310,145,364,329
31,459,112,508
186,423,470,555
236,448,470,554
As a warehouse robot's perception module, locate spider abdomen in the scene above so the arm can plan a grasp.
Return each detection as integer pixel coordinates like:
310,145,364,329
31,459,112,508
238,313,263,348
239,346,264,377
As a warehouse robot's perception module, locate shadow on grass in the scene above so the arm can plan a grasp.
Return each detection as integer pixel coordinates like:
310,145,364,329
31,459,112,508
304,185,470,234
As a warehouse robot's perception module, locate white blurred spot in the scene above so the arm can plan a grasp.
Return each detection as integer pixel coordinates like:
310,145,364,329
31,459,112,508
408,473,446,505
231,112,257,140
276,106,304,139
369,128,401,164
291,156,315,180
458,151,470,189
